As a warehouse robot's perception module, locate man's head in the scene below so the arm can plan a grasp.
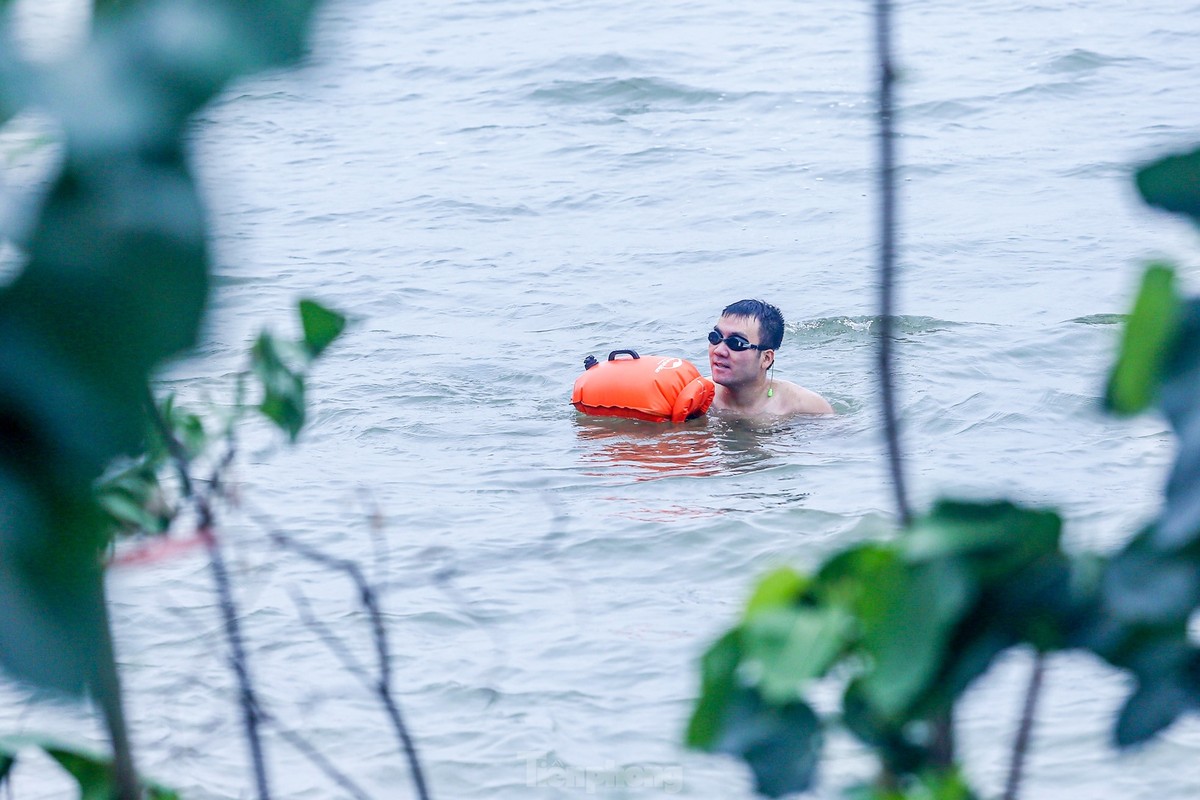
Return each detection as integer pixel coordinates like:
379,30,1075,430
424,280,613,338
708,299,784,388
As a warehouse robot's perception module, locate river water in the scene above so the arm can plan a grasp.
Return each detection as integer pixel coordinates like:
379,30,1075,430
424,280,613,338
3,0,1200,797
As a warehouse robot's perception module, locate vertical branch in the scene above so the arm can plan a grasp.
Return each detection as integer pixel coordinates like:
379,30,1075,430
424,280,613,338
1003,653,1046,800
92,607,138,800
199,524,273,800
147,397,273,799
873,0,912,527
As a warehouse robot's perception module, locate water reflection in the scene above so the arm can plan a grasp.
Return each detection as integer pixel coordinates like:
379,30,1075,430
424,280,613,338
573,413,787,480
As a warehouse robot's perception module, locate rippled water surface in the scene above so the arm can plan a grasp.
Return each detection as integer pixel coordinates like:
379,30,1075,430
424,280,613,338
3,0,1200,797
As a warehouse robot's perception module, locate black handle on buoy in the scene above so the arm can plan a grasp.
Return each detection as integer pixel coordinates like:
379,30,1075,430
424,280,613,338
583,355,598,370
607,350,640,361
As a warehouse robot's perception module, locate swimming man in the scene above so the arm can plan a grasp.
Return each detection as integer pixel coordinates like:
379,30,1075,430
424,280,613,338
708,299,833,416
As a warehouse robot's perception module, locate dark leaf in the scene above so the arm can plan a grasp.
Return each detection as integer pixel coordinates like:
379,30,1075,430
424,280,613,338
1154,300,1200,549
904,500,1061,580
1136,147,1200,223
715,688,823,798
1102,530,1200,625
841,680,928,776
251,333,306,440
1115,676,1193,748
0,465,108,694
934,627,1016,709
299,299,346,358
1105,263,1180,415
686,629,742,749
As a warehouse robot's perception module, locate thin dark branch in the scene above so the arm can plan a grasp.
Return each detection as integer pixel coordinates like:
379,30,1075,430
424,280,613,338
359,487,391,589
247,511,431,800
92,605,138,800
289,589,375,691
200,526,274,800
144,389,193,498
145,391,273,799
260,709,375,800
873,0,912,527
1003,653,1046,800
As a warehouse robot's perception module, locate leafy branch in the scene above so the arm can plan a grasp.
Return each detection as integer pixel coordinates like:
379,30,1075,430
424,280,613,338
0,1,326,796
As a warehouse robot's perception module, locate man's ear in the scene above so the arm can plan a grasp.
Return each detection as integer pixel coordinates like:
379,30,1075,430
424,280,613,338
762,349,775,371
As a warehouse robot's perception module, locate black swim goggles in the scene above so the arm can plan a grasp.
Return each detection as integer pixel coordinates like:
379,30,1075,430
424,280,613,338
708,328,769,352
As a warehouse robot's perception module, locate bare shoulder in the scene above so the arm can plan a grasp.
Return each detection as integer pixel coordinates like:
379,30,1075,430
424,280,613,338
773,379,834,416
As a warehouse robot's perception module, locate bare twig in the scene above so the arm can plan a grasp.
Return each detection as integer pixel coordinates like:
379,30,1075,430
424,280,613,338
289,589,374,690
873,0,912,527
1003,653,1046,800
251,517,431,800
197,525,272,799
260,709,375,800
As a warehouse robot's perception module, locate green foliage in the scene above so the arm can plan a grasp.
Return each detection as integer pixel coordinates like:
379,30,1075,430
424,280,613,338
1105,263,1179,415
0,0,325,702
846,768,978,800
0,736,179,799
95,298,346,535
300,298,348,358
687,500,1076,796
1136,148,1200,224
689,147,1200,796
1,2,329,797
250,299,346,441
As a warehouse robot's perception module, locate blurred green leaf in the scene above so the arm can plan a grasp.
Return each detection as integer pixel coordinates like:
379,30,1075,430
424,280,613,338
816,542,895,609
686,629,742,749
744,566,808,621
743,605,853,703
904,500,1061,579
252,332,306,440
1102,530,1200,625
0,736,179,800
714,688,823,798
0,464,108,694
857,556,971,720
1153,299,1200,549
841,680,928,776
299,298,346,358
1114,676,1194,748
1105,263,1179,415
1136,148,1200,223
92,0,143,18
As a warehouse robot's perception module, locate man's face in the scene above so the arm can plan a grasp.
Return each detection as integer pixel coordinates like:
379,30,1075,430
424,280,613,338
708,314,771,387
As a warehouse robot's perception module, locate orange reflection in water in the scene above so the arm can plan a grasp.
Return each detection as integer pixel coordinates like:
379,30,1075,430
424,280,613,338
574,416,722,481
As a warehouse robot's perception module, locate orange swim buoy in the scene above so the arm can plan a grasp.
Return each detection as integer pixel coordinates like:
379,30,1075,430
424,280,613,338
571,350,715,423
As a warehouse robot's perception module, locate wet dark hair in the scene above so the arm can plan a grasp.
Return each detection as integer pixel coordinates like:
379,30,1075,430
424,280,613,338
721,299,784,350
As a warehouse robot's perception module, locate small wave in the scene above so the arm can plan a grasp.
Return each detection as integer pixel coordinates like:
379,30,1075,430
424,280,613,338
791,315,965,344
1068,313,1124,326
1001,81,1086,102
905,99,985,119
1037,49,1142,75
529,77,736,109
506,53,648,81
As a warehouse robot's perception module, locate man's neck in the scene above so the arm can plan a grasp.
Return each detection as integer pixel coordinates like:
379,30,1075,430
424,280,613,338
719,378,771,412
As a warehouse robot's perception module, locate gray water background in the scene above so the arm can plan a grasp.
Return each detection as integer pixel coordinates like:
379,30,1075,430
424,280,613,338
2,0,1200,797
